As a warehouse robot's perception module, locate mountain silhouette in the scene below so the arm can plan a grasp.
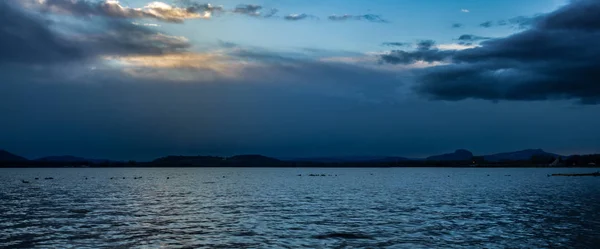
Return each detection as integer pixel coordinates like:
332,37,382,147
427,149,473,161
35,156,112,163
483,149,562,162
36,156,89,162
151,154,286,167
0,150,28,162
286,156,409,163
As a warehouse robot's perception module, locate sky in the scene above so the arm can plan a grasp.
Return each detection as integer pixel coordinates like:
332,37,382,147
1,0,600,160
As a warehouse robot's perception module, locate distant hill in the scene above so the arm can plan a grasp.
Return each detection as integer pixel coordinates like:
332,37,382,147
286,156,410,163
226,155,284,167
36,155,112,163
36,156,88,162
152,156,225,166
151,154,286,167
427,149,473,161
483,149,562,162
0,150,28,162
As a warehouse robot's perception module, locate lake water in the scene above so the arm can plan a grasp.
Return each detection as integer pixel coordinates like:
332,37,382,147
1,167,599,248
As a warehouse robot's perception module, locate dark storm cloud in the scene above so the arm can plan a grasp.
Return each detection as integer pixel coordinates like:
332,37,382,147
402,0,600,104
0,1,83,64
0,1,190,65
328,14,388,23
83,21,191,56
379,40,455,65
537,0,600,31
32,0,209,23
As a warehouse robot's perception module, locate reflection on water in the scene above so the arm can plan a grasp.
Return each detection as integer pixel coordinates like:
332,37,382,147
1,167,599,248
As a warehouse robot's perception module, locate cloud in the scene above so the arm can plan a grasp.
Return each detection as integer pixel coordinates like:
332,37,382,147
0,1,191,65
105,52,247,81
217,40,238,48
481,16,542,29
380,40,456,65
452,23,463,28
0,1,405,101
26,0,389,24
457,34,491,42
284,13,317,21
381,42,409,47
405,0,600,104
107,53,224,69
184,3,224,18
131,22,161,27
436,43,478,51
185,3,224,13
263,8,278,18
507,16,540,29
83,21,191,56
461,9,470,13
233,4,259,16
480,21,493,28
29,0,211,23
230,4,279,18
0,46,415,160
0,1,83,64
328,14,388,23
416,40,435,50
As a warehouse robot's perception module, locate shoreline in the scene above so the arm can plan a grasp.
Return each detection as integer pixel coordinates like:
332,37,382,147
2,166,600,169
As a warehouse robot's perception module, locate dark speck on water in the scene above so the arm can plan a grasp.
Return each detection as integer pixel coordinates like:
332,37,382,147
1,167,599,248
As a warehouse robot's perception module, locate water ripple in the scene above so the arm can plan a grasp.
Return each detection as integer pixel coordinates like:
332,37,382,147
1,167,600,248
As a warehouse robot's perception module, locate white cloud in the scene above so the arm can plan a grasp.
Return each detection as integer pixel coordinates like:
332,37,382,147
461,9,470,13
436,43,478,51
131,22,161,27
27,0,212,23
